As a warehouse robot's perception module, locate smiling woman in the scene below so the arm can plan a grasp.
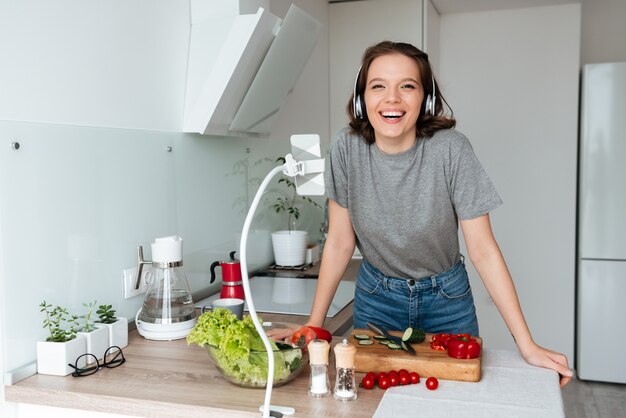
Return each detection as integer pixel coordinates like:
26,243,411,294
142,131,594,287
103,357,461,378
303,40,574,388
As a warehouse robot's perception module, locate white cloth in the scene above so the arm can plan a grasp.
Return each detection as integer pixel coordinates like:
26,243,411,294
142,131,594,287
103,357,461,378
373,349,565,418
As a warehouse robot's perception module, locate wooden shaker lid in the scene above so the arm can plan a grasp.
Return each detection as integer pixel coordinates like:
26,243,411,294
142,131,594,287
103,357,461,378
333,339,356,368
308,339,330,365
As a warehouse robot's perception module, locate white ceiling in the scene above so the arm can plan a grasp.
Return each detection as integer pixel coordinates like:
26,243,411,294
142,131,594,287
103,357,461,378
329,0,582,15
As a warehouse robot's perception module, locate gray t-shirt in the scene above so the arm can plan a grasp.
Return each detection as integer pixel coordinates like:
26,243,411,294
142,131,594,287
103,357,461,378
326,127,502,279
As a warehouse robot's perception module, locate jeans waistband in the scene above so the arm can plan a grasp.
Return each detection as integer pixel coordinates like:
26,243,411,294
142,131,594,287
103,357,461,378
362,257,466,291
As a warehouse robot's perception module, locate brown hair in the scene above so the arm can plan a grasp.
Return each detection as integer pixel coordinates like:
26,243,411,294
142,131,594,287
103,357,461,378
347,41,456,144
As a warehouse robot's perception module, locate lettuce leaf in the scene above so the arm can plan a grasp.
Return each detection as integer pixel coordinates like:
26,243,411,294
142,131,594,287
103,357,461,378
187,308,298,386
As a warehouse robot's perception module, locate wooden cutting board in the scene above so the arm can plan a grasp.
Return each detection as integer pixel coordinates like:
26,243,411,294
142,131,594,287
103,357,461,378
350,329,482,382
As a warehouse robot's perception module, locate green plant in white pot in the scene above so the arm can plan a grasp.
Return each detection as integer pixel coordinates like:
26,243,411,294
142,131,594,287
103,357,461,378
271,158,322,266
77,300,109,363
96,304,128,350
37,301,86,376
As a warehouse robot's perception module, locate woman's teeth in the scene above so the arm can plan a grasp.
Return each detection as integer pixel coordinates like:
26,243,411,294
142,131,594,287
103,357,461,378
381,111,405,120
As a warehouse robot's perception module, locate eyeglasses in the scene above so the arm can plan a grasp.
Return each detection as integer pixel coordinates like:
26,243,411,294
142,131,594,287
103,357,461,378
68,346,126,377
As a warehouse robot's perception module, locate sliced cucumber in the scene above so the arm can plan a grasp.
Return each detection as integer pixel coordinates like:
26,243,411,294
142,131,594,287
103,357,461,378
358,339,374,345
402,327,425,344
379,340,390,346
373,335,388,340
387,342,402,350
353,334,371,341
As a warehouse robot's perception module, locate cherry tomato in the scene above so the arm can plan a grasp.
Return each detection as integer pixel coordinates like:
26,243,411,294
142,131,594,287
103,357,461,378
378,376,390,390
398,368,409,375
426,377,439,390
377,371,388,382
410,372,420,384
364,371,377,383
388,373,399,386
399,372,410,386
361,375,375,390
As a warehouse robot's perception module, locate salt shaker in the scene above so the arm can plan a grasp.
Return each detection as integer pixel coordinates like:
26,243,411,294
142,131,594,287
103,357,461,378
333,339,357,401
308,339,331,397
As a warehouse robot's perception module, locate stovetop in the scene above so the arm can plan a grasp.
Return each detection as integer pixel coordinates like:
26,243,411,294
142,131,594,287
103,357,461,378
195,274,355,317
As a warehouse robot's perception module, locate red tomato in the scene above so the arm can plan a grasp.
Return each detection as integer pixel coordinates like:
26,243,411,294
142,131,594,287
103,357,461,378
378,376,390,390
377,371,388,382
364,371,377,383
426,377,439,390
409,372,420,384
388,370,398,376
399,372,410,386
398,368,409,375
361,375,375,390
388,373,399,386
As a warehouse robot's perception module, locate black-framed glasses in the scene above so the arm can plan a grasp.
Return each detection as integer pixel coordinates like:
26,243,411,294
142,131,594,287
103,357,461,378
68,346,126,377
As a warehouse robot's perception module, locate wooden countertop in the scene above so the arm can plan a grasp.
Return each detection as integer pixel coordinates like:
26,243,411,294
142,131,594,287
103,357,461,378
6,260,374,417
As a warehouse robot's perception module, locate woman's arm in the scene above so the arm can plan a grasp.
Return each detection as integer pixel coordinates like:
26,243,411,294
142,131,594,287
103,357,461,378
307,199,356,327
460,214,573,387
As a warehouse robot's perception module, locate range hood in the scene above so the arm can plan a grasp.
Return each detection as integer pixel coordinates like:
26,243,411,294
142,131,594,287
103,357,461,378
183,5,322,137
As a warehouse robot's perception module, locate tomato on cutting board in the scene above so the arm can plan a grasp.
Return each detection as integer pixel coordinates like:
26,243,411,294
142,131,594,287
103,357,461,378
447,336,481,359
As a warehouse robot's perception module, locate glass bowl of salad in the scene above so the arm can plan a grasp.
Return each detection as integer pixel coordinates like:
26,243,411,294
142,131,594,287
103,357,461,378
187,309,306,388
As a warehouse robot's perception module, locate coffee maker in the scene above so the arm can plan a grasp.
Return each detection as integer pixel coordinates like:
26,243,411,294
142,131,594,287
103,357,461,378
210,251,245,300
135,236,196,340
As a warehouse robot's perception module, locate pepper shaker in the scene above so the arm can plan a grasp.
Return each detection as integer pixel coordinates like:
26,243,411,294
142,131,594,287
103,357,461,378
308,339,331,397
333,339,357,401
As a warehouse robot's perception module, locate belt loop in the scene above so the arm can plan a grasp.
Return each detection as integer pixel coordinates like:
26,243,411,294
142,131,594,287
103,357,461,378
431,276,437,294
460,254,465,263
382,276,389,291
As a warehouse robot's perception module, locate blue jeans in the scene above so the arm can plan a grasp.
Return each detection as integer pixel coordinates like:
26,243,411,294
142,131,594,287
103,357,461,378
353,258,479,336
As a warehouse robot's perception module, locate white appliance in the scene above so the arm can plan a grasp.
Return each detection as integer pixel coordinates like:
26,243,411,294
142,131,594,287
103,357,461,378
577,62,626,383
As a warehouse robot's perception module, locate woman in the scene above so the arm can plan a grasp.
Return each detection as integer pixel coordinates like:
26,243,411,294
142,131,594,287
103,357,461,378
284,41,572,387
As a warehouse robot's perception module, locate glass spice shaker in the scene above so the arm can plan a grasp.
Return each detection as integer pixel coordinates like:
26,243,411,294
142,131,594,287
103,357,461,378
333,339,357,401
308,339,331,398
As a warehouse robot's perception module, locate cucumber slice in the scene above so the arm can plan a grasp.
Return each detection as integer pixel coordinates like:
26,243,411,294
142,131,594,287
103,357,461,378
373,335,388,340
379,340,390,346
353,334,371,340
387,342,402,350
402,327,425,344
358,339,374,345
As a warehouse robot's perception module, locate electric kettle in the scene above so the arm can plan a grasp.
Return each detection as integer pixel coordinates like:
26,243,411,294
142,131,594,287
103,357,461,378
210,251,245,300
135,236,196,341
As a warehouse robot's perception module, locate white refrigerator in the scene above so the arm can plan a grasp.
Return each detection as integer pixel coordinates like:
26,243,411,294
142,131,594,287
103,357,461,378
577,62,626,383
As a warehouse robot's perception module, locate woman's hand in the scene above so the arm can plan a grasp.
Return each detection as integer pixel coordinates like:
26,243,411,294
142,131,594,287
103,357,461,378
265,325,301,343
520,342,573,388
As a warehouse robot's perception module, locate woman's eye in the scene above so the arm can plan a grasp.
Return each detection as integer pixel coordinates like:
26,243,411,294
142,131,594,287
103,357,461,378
371,84,384,90
401,84,416,89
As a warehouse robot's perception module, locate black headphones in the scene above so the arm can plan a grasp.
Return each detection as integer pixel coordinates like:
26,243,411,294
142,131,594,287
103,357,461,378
353,65,437,119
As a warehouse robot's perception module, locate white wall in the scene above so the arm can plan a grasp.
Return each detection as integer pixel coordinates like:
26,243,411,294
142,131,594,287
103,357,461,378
439,4,580,360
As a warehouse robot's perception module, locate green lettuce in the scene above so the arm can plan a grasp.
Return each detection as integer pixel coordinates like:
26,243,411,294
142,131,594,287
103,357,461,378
187,308,300,386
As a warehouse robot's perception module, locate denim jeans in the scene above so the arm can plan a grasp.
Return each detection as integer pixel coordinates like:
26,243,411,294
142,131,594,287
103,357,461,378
353,258,479,336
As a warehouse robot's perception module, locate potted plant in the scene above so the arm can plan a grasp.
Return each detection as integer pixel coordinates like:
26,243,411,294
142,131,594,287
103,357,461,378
96,304,128,350
37,301,87,376
77,300,109,363
271,157,322,266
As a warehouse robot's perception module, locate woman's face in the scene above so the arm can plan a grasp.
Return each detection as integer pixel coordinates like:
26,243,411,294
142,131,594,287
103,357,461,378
363,53,424,147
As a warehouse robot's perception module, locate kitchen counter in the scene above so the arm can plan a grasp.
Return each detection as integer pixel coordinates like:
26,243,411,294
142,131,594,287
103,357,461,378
5,331,384,418
5,260,366,417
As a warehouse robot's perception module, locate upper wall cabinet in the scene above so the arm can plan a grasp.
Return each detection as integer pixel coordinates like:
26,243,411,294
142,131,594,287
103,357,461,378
183,5,322,137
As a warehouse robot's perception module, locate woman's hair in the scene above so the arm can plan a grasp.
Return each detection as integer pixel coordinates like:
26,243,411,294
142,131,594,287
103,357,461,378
347,41,456,144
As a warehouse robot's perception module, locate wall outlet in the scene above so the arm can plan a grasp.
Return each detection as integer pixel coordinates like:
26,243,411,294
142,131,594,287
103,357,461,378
123,266,151,299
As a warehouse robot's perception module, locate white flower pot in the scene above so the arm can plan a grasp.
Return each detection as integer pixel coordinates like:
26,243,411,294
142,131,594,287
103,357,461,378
98,317,128,350
37,334,87,376
271,230,308,266
78,325,109,363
